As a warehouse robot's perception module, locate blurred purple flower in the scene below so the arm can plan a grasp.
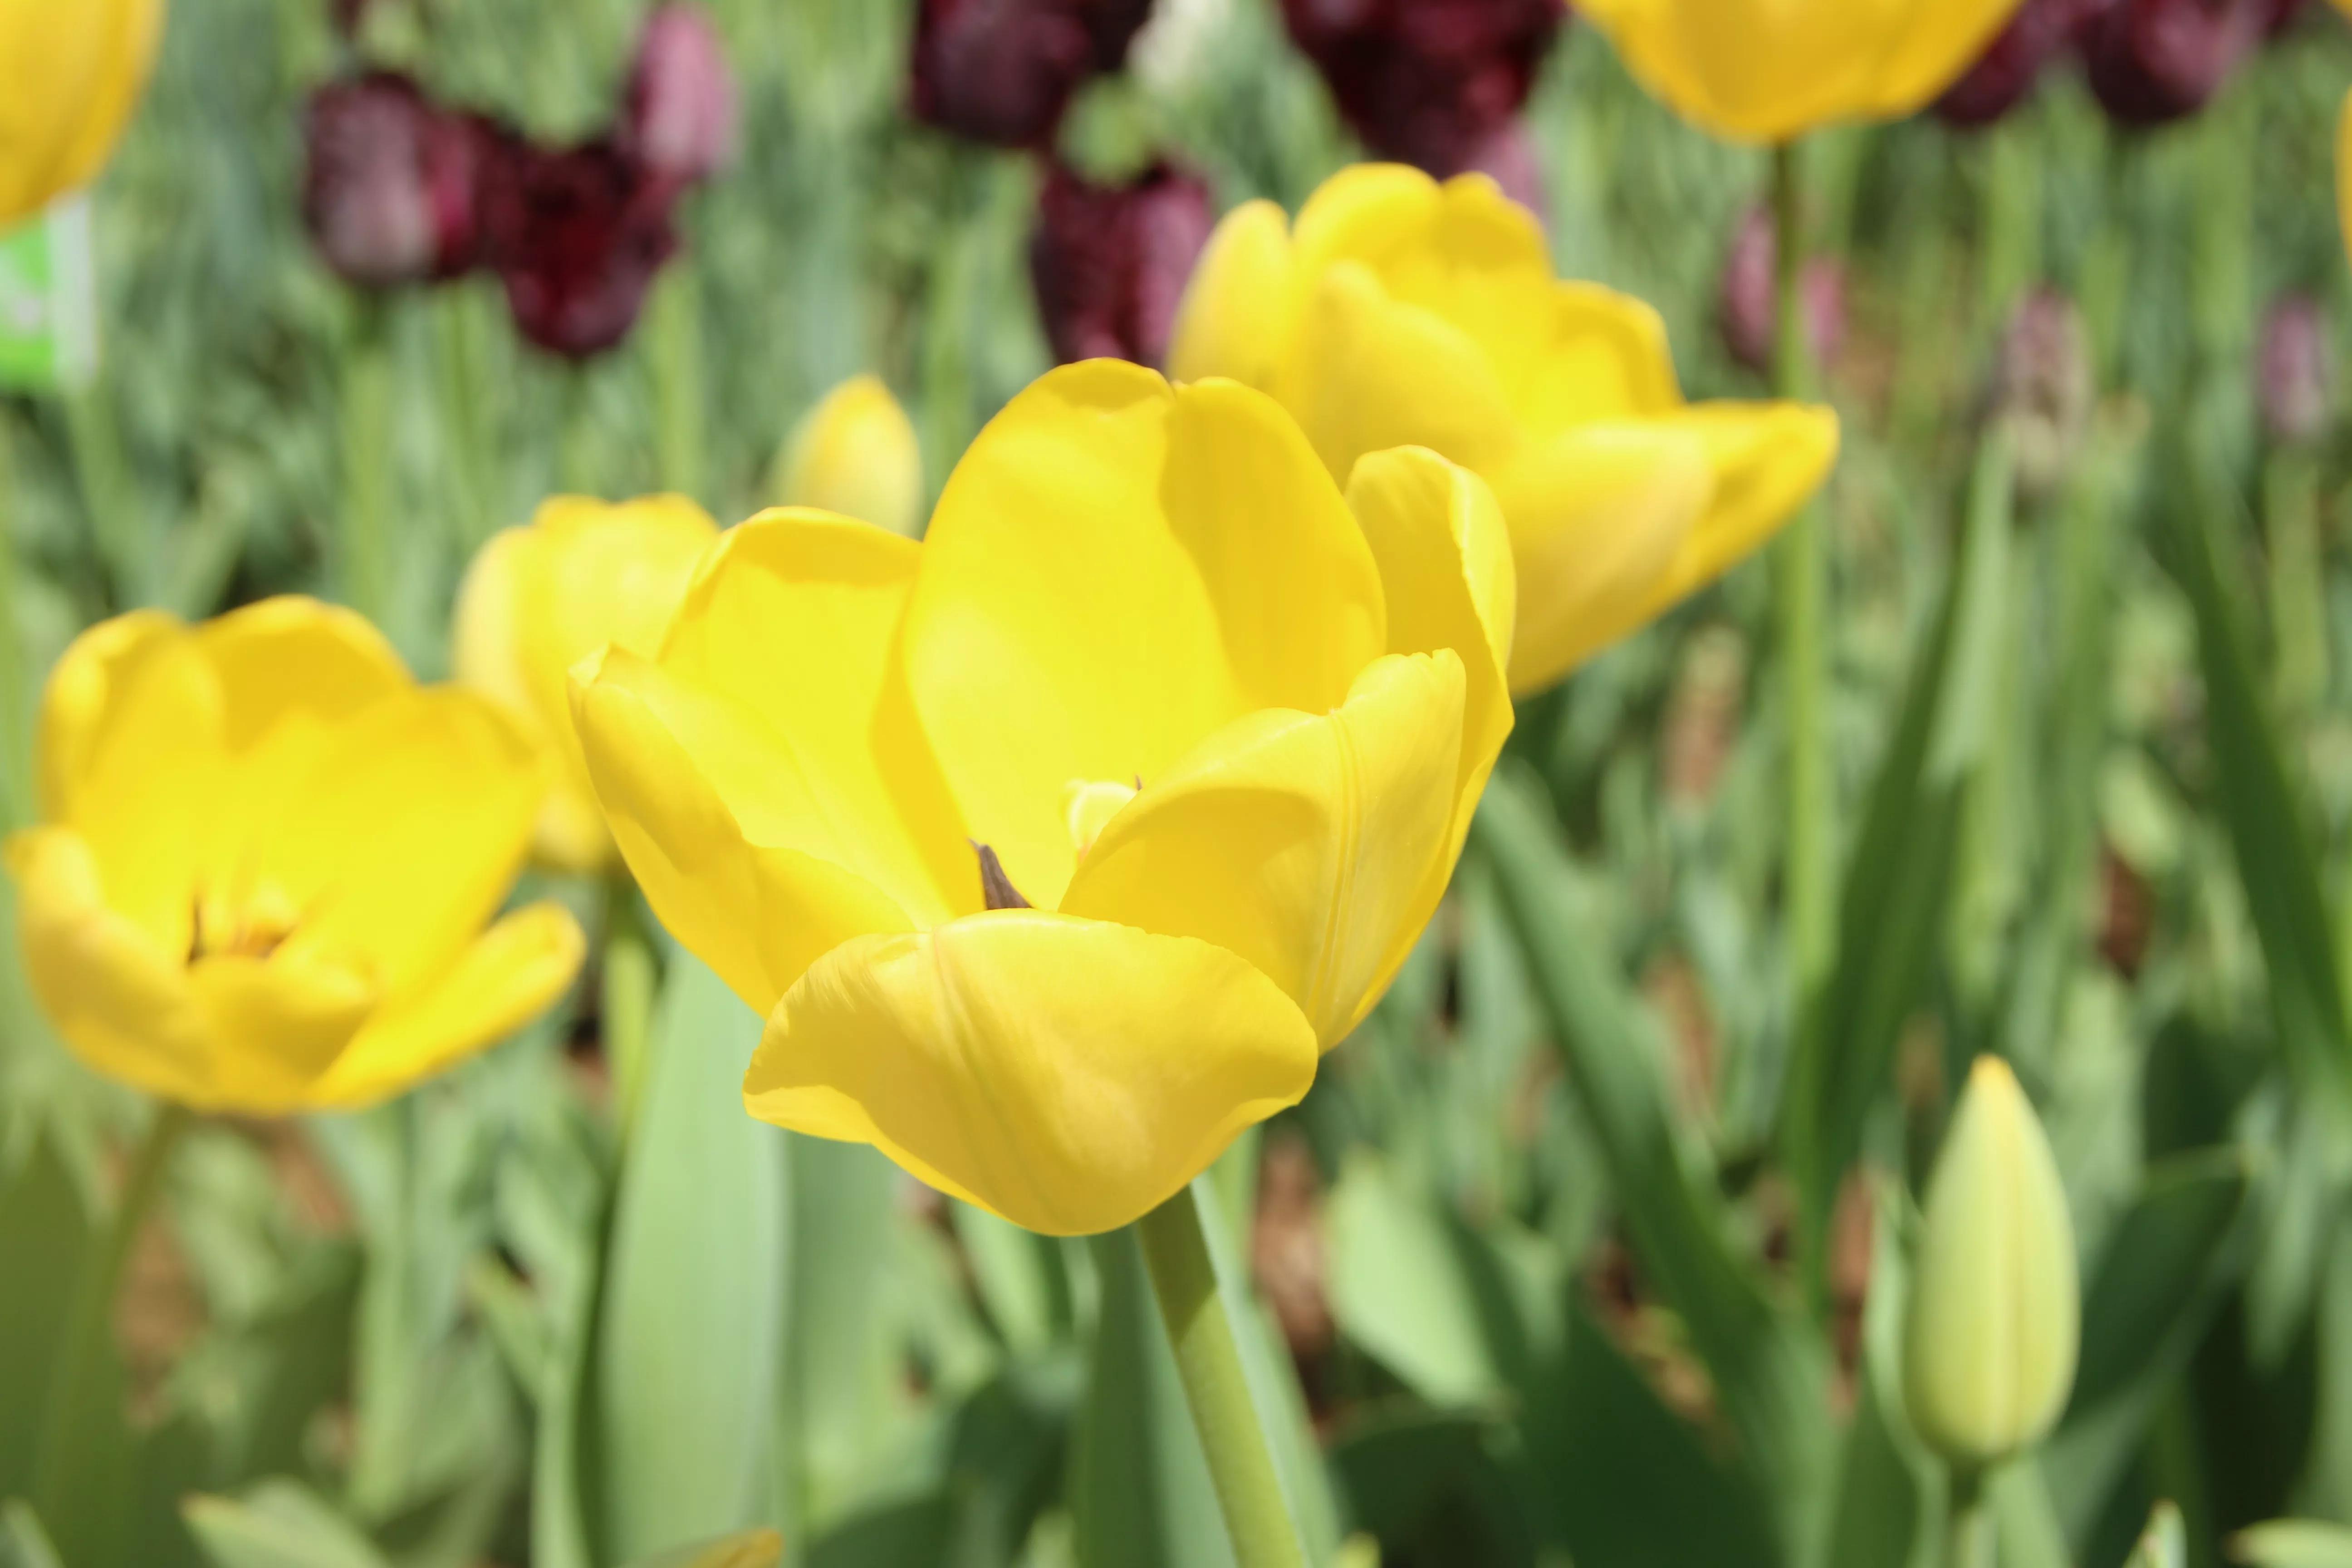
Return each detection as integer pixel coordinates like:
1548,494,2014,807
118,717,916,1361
1718,205,1847,377
2259,294,2333,446
2078,0,2271,126
482,140,681,360
1997,286,2093,501
1936,0,2102,126
1279,0,1567,180
302,73,506,289
622,4,739,185
1029,159,1212,368
911,0,1155,149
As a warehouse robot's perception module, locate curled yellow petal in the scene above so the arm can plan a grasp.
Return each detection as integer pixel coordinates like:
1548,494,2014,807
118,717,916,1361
1637,402,1842,617
771,375,926,539
743,911,1318,1235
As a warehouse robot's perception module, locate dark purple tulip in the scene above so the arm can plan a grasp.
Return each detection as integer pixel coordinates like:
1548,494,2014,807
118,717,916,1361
481,141,681,360
302,73,505,289
1029,160,1213,368
1717,205,1847,377
910,0,1155,149
1936,0,2103,127
2259,294,2333,446
622,4,739,185
2078,0,2271,127
1279,0,1567,180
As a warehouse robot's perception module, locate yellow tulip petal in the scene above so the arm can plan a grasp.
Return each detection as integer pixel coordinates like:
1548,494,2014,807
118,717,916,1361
260,689,541,996
1280,260,1521,479
903,362,1386,907
773,376,926,539
0,0,162,226
1344,448,1517,862
312,901,586,1109
1865,0,2039,122
451,526,544,735
7,826,212,1107
659,510,965,924
1290,162,1449,283
36,607,181,822
1637,401,1841,618
1489,422,1717,694
1364,174,1558,397
194,596,410,752
1168,198,1298,391
570,647,916,1016
187,949,376,1116
744,910,1319,1235
1514,282,1685,431
1060,652,1464,1047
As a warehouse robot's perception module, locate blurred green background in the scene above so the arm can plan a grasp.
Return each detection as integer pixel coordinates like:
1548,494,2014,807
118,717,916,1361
8,3,2352,1568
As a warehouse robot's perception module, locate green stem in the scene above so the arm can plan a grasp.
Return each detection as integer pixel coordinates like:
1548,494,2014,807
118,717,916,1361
1943,1466,1992,1568
0,423,33,827
1132,1183,1308,1568
648,262,707,505
33,1103,192,1528
603,873,658,1138
340,299,394,626
64,379,141,609
2265,448,2328,726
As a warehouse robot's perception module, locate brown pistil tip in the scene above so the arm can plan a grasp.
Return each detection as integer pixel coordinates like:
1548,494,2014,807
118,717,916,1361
971,842,1033,911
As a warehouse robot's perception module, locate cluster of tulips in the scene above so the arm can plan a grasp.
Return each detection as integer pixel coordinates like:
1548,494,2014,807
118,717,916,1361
7,0,2352,1564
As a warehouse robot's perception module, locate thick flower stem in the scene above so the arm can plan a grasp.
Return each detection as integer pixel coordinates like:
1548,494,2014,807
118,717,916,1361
1943,1465,1992,1568
1133,1184,1308,1568
33,1102,191,1532
1772,140,1834,1027
603,874,658,1137
340,298,394,627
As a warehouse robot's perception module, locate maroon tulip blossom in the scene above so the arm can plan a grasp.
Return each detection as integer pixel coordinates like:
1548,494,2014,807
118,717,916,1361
1936,0,2103,126
1028,160,1213,368
1717,206,1847,378
2259,294,2334,446
2077,0,2273,126
1279,0,1567,180
481,140,681,360
910,0,1155,149
302,73,507,289
622,4,740,186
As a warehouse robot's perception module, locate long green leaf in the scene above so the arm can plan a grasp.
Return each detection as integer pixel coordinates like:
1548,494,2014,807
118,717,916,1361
183,1482,391,1568
621,1529,786,1568
2230,1522,2352,1568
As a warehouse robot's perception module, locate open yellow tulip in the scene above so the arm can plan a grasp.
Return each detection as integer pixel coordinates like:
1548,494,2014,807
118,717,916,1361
1574,0,2029,145
1,0,167,227
1170,163,1837,695
455,495,720,873
5,598,585,1114
570,360,1515,1235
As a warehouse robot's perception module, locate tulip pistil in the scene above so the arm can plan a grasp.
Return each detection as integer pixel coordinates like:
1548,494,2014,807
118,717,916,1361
973,843,1033,911
191,884,302,963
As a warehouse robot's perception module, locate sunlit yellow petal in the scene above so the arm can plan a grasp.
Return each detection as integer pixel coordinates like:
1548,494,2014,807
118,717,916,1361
1636,402,1841,619
194,595,410,751
1168,199,1298,391
902,362,1386,907
1289,162,1448,283
1512,282,1684,432
1061,652,1464,1047
773,376,926,539
311,901,587,1109
744,911,1318,1235
188,949,376,1116
1490,423,1716,694
0,0,165,227
36,607,181,823
570,646,917,1017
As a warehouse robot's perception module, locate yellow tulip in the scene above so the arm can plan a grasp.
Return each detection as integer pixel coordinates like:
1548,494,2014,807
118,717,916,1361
1170,164,1837,695
1904,1057,2080,1468
570,360,1515,1235
0,0,167,228
1574,0,2029,145
771,373,925,539
6,598,585,1115
454,495,721,873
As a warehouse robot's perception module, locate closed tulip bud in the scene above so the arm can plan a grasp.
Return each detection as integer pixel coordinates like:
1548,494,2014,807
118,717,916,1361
1278,0,1567,181
2258,295,2333,447
1996,287,2093,503
772,376,926,538
910,0,1155,149
1030,159,1214,368
302,74,506,289
1717,205,1847,377
1,0,166,229
2079,0,2269,127
480,139,681,360
1905,1057,2081,1469
454,496,721,873
1936,0,2103,127
622,4,739,186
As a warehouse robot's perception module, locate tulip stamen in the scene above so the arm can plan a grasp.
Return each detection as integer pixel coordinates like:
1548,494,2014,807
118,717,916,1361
972,843,1032,911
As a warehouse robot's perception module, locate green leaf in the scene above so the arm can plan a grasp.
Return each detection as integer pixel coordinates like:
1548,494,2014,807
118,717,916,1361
2229,1521,2352,1568
2127,1502,2186,1568
1328,1409,1538,1568
182,1481,391,1568
592,952,788,1562
619,1528,785,1568
804,1498,955,1568
0,1501,63,1568
954,1201,1063,1358
1823,1185,1932,1568
0,1127,93,1498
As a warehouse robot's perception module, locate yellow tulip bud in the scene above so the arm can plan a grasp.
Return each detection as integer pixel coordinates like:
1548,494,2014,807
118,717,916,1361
771,374,924,539
1,0,167,228
453,495,720,874
1904,1056,2081,1468
5,598,585,1115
